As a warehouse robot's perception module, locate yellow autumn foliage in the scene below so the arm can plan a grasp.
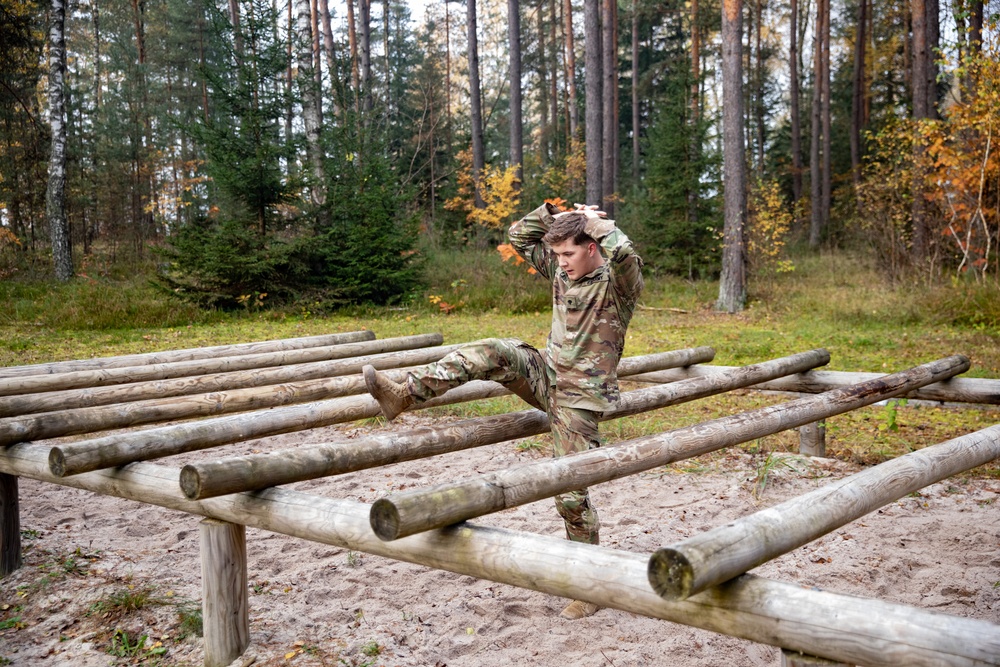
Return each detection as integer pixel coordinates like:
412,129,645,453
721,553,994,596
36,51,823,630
445,149,522,229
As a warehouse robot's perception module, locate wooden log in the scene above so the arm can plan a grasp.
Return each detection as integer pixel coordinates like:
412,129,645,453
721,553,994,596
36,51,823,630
631,366,1000,405
0,333,444,397
0,330,375,380
0,357,462,445
782,650,852,666
46,350,712,477
647,423,1000,600
0,344,461,418
0,445,997,667
0,473,20,576
200,519,249,667
370,355,970,541
181,349,827,500
799,420,826,457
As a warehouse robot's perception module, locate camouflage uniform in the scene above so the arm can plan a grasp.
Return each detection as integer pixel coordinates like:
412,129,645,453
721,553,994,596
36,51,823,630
404,202,644,544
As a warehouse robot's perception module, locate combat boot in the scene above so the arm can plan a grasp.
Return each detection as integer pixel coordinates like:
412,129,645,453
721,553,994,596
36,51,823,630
362,365,413,421
559,600,600,619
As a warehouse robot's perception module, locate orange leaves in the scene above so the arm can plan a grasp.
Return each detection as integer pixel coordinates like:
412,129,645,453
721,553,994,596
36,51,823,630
497,243,537,275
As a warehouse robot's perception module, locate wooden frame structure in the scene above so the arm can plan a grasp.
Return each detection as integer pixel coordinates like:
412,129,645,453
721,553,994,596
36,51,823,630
1,330,998,667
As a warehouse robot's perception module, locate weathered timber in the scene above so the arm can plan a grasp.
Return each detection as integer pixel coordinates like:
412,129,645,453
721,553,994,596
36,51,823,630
0,330,374,380
182,349,826,500
1,364,437,446
0,473,19,576
48,350,700,477
1,446,997,667
370,355,970,541
647,423,1000,600
799,420,826,457
0,344,461,418
631,366,1000,405
0,333,443,397
782,650,852,667
200,519,249,667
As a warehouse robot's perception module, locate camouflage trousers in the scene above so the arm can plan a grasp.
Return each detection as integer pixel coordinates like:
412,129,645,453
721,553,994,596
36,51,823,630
406,337,602,545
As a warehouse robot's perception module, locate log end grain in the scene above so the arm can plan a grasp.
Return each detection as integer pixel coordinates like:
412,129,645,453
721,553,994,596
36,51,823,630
179,465,202,500
647,547,694,600
48,448,67,478
370,498,402,542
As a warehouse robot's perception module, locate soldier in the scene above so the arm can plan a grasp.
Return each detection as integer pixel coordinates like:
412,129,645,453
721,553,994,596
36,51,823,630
363,201,644,619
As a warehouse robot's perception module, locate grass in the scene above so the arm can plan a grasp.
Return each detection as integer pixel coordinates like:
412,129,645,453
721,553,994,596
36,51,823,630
0,247,998,475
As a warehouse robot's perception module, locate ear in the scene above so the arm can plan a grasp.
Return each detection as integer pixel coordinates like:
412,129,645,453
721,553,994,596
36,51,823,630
587,241,598,256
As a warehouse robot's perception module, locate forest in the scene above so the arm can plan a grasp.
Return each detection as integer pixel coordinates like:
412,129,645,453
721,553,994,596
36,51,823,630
0,0,998,314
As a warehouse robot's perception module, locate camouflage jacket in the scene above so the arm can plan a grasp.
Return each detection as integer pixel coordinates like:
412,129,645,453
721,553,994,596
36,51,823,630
508,203,644,411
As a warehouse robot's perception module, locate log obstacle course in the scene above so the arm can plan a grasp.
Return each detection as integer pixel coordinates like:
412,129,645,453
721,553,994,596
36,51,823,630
0,329,998,667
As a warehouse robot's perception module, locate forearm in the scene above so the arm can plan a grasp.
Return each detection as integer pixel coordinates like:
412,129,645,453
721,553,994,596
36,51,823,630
508,203,557,277
591,221,644,299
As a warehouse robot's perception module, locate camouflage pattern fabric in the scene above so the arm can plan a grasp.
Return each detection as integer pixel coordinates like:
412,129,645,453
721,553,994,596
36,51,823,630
508,203,645,412
404,337,603,543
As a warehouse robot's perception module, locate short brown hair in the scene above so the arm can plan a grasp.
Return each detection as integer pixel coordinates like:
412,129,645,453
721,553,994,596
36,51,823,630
544,211,594,246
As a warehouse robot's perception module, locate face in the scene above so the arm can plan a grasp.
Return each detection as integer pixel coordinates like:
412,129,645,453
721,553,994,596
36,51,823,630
549,238,604,279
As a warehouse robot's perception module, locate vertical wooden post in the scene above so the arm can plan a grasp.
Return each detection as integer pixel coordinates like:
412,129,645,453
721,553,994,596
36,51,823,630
200,519,249,667
0,473,21,576
799,420,826,457
782,649,853,666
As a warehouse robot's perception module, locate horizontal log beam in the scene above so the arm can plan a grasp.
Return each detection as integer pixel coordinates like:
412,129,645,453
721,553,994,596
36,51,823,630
0,446,996,667
630,366,1000,405
0,333,443,397
182,349,825,500
648,424,1000,600
370,356,970,541
0,351,468,445
47,350,708,477
0,344,460,419
0,330,375,380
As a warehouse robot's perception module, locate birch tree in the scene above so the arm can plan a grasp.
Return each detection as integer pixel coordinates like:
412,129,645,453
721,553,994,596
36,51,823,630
47,0,72,281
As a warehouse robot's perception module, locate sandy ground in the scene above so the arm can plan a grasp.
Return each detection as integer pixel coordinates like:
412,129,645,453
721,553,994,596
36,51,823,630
1,407,999,667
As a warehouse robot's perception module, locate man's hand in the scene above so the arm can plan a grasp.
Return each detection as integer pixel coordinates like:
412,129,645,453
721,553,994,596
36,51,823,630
573,203,607,219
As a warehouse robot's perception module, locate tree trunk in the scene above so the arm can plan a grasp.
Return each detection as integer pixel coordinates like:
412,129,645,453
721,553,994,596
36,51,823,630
359,0,372,112
228,0,243,61
631,6,639,185
296,0,325,206
508,0,523,182
47,0,72,281
550,0,559,154
789,0,802,205
808,0,824,248
850,0,866,213
754,0,764,176
717,0,746,313
926,0,939,120
467,0,486,209
970,0,983,53
310,0,323,124
689,0,700,222
584,0,602,204
538,0,550,160
910,0,928,262
319,0,337,100
563,0,579,141
820,0,831,234
347,0,360,111
601,0,616,213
